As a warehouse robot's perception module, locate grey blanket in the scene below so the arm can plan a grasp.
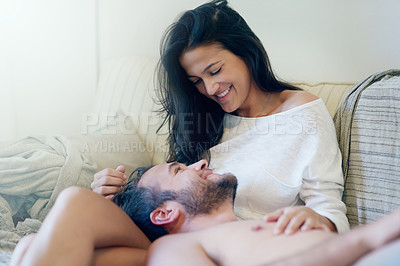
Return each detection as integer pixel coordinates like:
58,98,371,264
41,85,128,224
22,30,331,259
334,69,400,178
0,135,97,264
334,69,400,226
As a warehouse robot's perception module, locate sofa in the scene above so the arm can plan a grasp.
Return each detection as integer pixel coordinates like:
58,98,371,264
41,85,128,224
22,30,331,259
1,54,399,264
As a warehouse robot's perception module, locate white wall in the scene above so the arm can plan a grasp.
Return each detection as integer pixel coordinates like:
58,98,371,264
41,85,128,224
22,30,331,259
98,0,400,83
1,0,400,141
235,0,400,83
0,0,97,141
98,0,205,62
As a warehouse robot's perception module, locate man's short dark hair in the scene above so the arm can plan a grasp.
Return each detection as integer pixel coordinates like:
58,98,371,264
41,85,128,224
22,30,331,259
114,164,238,242
113,166,177,241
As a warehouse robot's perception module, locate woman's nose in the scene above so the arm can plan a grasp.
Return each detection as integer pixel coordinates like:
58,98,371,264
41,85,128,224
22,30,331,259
189,159,208,171
203,78,218,96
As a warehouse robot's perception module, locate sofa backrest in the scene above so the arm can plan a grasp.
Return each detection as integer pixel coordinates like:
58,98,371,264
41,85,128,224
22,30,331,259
296,83,353,117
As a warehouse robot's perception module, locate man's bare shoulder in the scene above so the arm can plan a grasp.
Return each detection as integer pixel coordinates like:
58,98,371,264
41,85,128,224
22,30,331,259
149,233,197,251
147,232,216,266
146,221,259,265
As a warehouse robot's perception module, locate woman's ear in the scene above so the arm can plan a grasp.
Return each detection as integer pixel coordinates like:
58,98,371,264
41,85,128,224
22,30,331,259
150,202,181,226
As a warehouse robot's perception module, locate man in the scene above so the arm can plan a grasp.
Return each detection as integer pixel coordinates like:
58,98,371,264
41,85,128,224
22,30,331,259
115,159,400,266
11,160,400,265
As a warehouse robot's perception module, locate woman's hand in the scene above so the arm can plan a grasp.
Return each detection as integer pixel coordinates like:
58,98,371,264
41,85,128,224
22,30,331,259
91,165,128,200
263,206,336,235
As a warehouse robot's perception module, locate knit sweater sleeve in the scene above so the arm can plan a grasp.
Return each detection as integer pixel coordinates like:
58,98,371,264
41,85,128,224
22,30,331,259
299,103,349,233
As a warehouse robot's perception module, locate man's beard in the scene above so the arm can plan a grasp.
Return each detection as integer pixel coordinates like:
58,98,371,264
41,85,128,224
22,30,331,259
174,173,238,217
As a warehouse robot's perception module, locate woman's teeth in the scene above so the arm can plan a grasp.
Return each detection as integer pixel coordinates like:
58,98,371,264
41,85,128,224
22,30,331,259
217,86,231,98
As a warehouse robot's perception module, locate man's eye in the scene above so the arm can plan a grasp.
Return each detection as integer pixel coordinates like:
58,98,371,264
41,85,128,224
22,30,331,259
210,67,222,76
175,167,182,174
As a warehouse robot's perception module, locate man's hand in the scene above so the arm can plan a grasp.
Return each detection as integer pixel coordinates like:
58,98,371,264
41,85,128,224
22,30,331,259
91,165,128,200
263,206,335,235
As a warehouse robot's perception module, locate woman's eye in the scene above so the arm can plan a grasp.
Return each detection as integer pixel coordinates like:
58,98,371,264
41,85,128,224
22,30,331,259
190,79,202,85
210,67,222,76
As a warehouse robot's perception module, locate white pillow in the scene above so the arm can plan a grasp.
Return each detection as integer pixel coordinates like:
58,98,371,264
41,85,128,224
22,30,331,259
93,55,168,164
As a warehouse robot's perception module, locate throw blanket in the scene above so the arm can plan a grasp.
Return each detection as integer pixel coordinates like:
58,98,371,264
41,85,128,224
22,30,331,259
334,69,400,226
334,69,400,177
0,135,97,263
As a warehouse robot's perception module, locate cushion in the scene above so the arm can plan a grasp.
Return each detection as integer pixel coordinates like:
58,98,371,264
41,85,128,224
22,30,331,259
69,110,151,175
92,55,167,164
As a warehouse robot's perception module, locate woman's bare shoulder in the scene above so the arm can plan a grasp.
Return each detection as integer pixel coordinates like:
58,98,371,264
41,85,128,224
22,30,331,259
280,90,319,112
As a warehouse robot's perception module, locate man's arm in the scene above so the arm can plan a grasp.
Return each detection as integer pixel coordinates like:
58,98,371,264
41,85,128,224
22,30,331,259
92,247,147,266
267,208,400,266
10,239,147,266
267,230,369,266
12,187,150,266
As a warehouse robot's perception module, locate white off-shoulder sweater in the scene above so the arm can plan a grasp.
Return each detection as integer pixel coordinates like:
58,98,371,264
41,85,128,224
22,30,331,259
209,99,350,233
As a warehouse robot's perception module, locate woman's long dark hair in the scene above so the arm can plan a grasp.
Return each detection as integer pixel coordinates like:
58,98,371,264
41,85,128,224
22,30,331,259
157,0,299,165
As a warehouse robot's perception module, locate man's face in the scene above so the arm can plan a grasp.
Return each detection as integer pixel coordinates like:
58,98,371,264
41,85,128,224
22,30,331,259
139,159,238,216
139,159,224,190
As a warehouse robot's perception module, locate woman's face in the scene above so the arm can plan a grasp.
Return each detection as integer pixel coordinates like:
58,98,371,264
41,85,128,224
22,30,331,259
179,43,260,115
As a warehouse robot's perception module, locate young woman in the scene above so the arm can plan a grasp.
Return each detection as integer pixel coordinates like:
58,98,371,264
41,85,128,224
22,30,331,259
92,0,349,234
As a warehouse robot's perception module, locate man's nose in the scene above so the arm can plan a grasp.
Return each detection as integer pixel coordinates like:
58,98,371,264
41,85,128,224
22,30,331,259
188,159,208,171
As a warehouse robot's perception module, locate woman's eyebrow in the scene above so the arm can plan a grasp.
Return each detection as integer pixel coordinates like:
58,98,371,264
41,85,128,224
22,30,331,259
202,61,221,74
187,61,221,78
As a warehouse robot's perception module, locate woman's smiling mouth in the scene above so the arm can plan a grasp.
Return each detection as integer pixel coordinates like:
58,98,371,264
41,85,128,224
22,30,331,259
216,85,232,100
